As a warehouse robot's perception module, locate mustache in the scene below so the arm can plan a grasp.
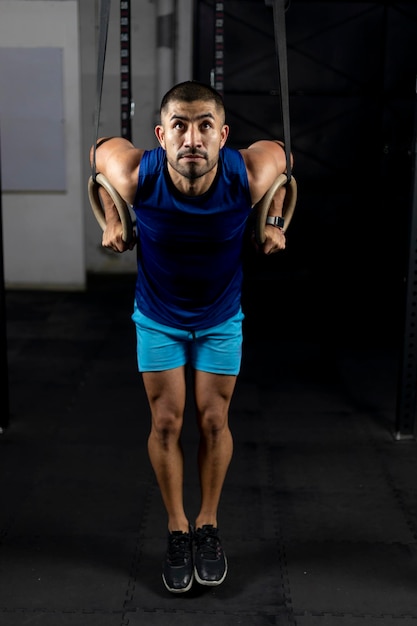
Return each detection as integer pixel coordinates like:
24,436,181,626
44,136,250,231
177,148,208,159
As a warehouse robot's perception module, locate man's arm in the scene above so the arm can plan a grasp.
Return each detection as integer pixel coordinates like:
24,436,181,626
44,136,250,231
240,140,291,207
89,137,143,205
240,140,294,255
89,137,143,252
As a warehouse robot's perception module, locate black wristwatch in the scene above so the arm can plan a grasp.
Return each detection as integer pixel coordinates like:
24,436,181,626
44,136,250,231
266,215,285,229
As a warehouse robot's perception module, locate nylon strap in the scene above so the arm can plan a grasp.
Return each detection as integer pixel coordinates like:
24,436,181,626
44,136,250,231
265,0,292,182
92,0,111,182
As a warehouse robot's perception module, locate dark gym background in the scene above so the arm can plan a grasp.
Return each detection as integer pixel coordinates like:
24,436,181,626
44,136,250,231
2,2,417,625
196,0,416,355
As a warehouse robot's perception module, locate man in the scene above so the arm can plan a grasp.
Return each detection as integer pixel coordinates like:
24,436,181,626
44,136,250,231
90,81,292,593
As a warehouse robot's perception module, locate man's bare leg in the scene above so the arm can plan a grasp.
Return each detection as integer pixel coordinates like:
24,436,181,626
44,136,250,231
143,366,189,533
192,370,236,585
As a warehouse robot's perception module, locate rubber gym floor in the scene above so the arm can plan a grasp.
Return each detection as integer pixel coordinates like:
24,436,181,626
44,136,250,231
1,272,416,626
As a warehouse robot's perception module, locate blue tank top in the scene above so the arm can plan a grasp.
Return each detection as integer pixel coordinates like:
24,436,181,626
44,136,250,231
132,146,252,330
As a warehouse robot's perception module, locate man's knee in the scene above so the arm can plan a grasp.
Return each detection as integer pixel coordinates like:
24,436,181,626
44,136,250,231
151,413,183,443
198,410,229,439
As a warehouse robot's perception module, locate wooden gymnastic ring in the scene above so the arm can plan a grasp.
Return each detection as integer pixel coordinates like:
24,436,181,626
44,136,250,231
254,173,297,245
88,173,134,245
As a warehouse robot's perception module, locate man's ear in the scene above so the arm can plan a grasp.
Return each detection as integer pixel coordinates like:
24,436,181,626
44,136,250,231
220,124,229,149
155,125,165,148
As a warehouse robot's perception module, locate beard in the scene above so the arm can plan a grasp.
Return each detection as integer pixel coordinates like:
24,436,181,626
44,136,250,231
169,149,218,181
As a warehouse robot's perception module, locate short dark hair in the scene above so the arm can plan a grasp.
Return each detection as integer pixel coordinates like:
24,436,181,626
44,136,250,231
160,81,225,121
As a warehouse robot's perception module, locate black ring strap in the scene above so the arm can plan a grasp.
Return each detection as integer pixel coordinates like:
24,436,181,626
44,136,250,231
91,0,111,182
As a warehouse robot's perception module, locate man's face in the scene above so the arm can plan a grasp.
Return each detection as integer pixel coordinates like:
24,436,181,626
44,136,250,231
155,99,229,182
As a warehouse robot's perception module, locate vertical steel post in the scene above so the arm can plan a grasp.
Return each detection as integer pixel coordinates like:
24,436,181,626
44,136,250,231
0,126,10,432
395,77,417,440
213,2,224,94
120,0,132,141
156,0,175,107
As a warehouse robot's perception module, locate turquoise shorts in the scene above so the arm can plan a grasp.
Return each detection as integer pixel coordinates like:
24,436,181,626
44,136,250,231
131,303,244,374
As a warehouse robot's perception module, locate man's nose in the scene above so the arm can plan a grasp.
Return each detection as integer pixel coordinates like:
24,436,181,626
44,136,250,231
184,125,202,146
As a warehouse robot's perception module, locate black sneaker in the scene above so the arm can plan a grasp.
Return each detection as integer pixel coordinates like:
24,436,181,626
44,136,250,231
162,529,194,593
193,525,228,586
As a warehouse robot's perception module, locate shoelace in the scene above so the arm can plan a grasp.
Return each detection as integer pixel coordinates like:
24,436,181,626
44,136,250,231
194,526,221,560
168,532,191,566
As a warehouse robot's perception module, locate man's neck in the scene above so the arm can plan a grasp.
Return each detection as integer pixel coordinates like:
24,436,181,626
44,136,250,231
167,163,218,197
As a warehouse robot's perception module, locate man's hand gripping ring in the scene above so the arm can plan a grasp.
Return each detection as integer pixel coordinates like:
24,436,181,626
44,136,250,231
88,173,134,245
254,174,297,245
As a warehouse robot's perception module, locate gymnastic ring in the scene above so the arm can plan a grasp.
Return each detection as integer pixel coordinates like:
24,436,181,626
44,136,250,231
88,173,134,245
254,173,297,245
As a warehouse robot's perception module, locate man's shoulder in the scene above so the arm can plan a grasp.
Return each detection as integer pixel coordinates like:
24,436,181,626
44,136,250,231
220,146,245,167
139,146,166,175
